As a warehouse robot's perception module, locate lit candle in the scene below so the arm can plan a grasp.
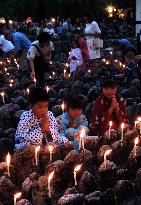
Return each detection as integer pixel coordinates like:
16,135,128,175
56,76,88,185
65,63,69,67
0,92,5,103
46,86,49,93
5,68,7,72
9,20,13,25
9,83,13,87
7,60,10,64
79,128,85,150
106,61,109,65
119,62,122,67
64,69,66,77
7,73,10,76
109,121,112,139
17,64,19,69
137,117,141,134
14,192,22,205
50,61,53,65
48,171,54,197
35,146,40,166
26,88,30,95
110,51,113,55
10,79,14,83
88,70,91,73
0,61,2,65
134,137,139,157
134,120,138,129
114,59,118,63
52,72,55,77
48,145,53,162
121,122,125,142
104,149,112,169
61,101,65,113
6,153,10,177
102,59,106,62
73,164,82,186
33,78,36,85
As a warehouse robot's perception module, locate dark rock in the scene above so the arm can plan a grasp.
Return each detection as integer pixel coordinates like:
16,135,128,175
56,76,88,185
57,193,84,205
16,199,32,205
85,191,103,205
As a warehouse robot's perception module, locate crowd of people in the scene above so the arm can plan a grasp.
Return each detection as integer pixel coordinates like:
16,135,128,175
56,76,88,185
0,15,141,152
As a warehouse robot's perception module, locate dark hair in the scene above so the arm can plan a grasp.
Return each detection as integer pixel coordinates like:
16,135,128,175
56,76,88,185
112,40,120,47
37,32,51,44
101,79,117,88
74,29,81,34
28,87,49,105
70,38,80,48
68,97,83,110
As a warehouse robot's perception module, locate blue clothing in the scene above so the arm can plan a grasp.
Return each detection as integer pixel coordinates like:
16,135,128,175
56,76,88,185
12,32,31,51
119,39,133,48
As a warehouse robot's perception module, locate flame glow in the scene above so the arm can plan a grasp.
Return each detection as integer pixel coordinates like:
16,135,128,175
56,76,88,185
48,171,54,181
74,164,82,172
105,149,112,156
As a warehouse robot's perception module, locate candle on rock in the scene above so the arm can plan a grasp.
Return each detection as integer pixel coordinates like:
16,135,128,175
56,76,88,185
35,146,40,166
46,86,49,93
6,153,10,177
73,164,82,186
0,92,5,103
104,149,112,169
48,171,54,197
79,128,85,150
14,192,22,205
109,121,112,139
134,137,139,157
61,101,65,113
121,122,125,143
48,145,53,162
33,78,36,85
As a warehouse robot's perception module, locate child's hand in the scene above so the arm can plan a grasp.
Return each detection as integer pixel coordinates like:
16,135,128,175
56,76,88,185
40,116,50,133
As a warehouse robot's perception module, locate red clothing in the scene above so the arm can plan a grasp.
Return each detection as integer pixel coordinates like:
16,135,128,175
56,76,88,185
90,96,128,136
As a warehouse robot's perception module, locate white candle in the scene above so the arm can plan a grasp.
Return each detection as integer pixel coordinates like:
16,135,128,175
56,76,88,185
65,63,69,67
6,153,10,177
134,120,138,129
35,146,40,166
50,61,53,65
134,137,139,157
79,128,85,150
73,164,82,186
46,86,49,93
109,121,112,139
26,88,30,95
137,117,141,134
9,83,13,87
61,102,65,113
121,122,125,142
64,69,66,77
48,145,53,162
0,92,5,103
104,149,112,169
48,171,54,197
14,192,22,205
33,78,36,85
52,72,55,77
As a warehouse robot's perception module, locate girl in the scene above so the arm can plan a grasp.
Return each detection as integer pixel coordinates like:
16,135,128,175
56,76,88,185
68,39,83,76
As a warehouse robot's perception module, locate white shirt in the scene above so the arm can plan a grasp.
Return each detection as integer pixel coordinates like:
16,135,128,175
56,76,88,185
15,110,68,150
68,48,83,73
27,40,54,59
85,21,101,40
0,35,14,53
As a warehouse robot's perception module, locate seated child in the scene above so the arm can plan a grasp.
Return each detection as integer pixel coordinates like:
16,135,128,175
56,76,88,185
15,87,67,149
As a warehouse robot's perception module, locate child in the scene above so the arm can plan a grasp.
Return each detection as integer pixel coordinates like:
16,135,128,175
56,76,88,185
68,38,83,76
15,87,67,149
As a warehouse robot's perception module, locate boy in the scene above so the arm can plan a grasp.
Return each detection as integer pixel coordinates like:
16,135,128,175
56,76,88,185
15,87,67,149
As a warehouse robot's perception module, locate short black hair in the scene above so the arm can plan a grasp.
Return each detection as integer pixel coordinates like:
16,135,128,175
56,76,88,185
37,32,51,44
28,87,49,105
74,29,81,34
101,79,117,88
112,40,120,47
68,97,83,110
125,51,135,60
70,38,80,48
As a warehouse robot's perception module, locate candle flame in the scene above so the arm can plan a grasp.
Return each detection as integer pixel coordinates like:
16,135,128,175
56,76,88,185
74,164,82,172
48,171,54,181
10,79,14,83
106,61,109,65
50,61,53,65
34,78,36,83
80,128,85,138
26,88,30,94
65,63,69,67
114,60,118,63
0,92,4,96
137,117,141,122
52,72,55,76
48,145,53,152
121,122,124,129
6,153,10,165
46,86,49,93
9,83,13,87
135,137,139,146
105,149,112,156
35,146,40,153
109,121,112,127
102,59,106,62
14,192,22,199
61,102,65,111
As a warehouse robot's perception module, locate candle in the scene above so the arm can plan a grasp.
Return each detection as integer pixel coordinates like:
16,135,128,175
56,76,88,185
134,120,138,129
73,164,82,186
79,128,85,150
50,61,53,65
121,122,125,142
106,61,109,65
5,68,7,72
7,60,10,64
17,64,19,69
65,63,69,67
7,72,10,76
134,137,139,157
33,78,36,85
104,149,112,169
52,72,55,77
48,145,53,162
61,102,65,113
48,171,54,197
109,121,112,139
9,83,13,87
35,146,40,166
0,92,5,103
114,59,118,63
137,117,141,134
102,59,106,62
10,79,14,83
46,86,49,93
9,20,13,25
6,153,10,177
0,61,2,65
110,51,113,55
64,69,66,77
26,88,30,95
14,192,22,205
88,70,91,73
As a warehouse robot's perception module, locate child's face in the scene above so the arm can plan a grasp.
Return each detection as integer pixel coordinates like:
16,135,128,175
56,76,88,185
31,101,49,119
69,108,82,119
72,41,77,48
